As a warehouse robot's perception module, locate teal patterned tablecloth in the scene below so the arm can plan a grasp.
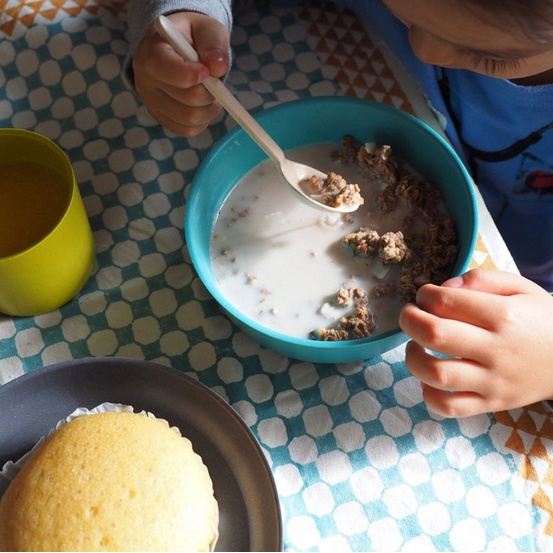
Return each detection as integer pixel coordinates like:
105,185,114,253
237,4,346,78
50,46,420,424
1,1,552,550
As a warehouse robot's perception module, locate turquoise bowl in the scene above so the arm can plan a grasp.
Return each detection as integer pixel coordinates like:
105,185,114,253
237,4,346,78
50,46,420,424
185,97,477,364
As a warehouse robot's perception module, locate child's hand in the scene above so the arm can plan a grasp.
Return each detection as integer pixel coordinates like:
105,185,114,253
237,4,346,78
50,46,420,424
399,268,553,417
132,12,230,137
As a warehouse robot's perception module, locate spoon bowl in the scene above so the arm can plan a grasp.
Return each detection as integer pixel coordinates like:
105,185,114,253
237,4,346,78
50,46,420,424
155,15,360,214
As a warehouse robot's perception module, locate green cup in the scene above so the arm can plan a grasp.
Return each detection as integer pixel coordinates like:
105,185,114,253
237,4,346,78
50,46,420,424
0,129,95,316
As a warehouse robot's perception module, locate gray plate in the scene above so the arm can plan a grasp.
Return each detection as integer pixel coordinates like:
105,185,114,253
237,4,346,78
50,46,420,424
0,357,282,552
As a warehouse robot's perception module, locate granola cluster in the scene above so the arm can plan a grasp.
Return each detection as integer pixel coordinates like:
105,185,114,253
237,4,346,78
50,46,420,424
365,142,459,304
300,171,364,208
344,229,411,264
311,287,376,341
314,136,459,342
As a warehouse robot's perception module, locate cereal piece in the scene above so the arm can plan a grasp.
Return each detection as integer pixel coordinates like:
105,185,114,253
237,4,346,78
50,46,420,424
301,175,325,193
313,287,376,341
358,143,398,185
322,172,348,194
339,304,376,339
322,173,365,208
379,231,411,264
343,227,381,256
343,228,411,264
375,186,398,213
423,219,459,268
336,286,368,306
370,282,397,298
394,174,442,213
332,134,362,163
301,171,365,208
231,206,253,218
311,328,349,341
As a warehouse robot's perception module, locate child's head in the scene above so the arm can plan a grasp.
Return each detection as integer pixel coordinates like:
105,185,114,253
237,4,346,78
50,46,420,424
382,0,553,82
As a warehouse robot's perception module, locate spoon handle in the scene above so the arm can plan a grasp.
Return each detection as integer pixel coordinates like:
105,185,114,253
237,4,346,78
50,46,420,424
155,15,285,166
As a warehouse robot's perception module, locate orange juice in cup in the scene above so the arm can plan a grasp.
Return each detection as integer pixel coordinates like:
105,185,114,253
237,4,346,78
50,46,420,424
0,129,95,316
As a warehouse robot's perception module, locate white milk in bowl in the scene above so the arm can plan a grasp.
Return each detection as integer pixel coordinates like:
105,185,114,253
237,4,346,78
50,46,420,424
210,139,458,341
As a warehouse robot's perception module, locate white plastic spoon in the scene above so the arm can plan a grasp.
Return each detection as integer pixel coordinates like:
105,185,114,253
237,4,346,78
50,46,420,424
155,15,361,214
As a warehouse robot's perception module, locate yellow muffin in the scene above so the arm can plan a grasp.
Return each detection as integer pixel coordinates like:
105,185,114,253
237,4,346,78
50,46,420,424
0,411,219,552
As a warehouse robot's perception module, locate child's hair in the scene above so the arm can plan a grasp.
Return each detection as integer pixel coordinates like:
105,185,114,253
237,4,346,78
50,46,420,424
462,0,553,44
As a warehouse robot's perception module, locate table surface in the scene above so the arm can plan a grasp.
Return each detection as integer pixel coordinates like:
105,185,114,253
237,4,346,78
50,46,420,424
1,1,552,551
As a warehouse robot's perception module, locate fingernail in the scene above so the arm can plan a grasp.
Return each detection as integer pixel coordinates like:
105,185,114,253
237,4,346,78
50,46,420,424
204,48,227,64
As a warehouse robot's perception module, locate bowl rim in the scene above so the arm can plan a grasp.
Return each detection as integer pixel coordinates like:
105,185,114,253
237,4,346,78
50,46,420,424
185,96,478,350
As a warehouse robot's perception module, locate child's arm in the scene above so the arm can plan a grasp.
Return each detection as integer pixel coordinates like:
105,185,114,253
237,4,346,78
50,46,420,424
399,268,553,417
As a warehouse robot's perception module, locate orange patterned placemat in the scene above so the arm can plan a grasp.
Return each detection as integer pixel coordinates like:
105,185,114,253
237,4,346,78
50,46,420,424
0,0,126,35
299,1,416,113
496,403,553,536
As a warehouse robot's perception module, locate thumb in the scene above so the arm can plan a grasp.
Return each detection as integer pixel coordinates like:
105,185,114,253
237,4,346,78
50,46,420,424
191,17,231,79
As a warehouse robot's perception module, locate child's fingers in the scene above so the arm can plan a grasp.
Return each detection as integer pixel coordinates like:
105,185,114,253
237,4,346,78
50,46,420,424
399,302,492,362
420,384,491,418
404,340,488,393
404,342,501,418
413,283,513,330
